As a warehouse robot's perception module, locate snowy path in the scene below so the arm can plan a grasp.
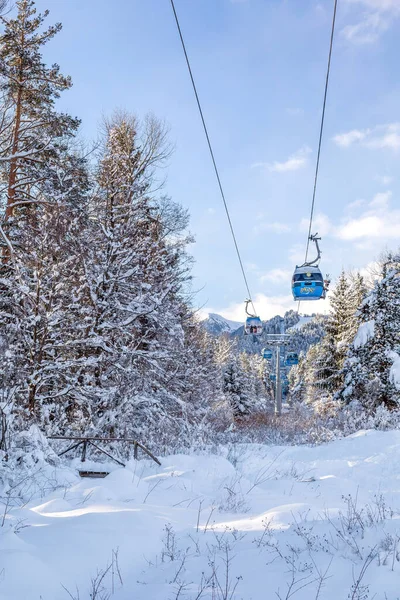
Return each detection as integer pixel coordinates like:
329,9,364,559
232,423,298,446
2,430,400,599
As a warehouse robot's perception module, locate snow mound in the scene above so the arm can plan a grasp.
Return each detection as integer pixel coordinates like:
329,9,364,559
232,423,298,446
354,319,375,348
2,432,400,599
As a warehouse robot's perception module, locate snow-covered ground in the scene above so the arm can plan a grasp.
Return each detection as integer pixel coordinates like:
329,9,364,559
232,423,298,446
2,431,400,599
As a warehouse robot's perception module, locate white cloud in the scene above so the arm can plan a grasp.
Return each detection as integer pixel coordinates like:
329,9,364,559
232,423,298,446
196,309,210,322
345,0,400,11
342,0,400,43
295,191,398,244
254,146,311,173
330,191,400,241
259,268,292,284
300,213,333,237
338,215,383,240
346,198,366,212
358,259,382,286
366,131,400,150
368,190,391,208
376,175,393,185
342,12,390,44
254,221,291,235
338,211,400,240
243,263,292,285
288,243,306,266
333,124,400,151
333,129,370,147
245,261,260,272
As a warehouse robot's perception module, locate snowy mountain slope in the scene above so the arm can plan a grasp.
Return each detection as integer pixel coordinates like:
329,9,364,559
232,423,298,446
287,315,313,331
201,312,242,335
232,311,326,357
2,430,400,599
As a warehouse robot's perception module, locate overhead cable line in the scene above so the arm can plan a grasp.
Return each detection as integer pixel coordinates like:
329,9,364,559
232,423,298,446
303,0,337,262
170,0,257,317
298,0,338,312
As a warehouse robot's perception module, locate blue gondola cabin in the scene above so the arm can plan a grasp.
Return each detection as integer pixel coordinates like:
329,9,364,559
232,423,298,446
285,352,299,366
245,316,263,336
292,266,326,301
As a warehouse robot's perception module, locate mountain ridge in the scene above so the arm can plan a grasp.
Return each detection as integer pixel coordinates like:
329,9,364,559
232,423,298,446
201,311,327,357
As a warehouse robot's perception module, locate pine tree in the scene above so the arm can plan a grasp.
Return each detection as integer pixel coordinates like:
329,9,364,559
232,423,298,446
339,254,400,411
0,0,79,226
304,271,367,402
0,146,89,426
223,358,251,418
316,271,350,392
289,351,307,404
0,1,86,430
347,272,367,342
78,112,204,439
222,350,271,419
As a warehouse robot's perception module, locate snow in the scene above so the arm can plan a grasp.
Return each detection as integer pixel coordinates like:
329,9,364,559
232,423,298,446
389,351,400,389
3,431,400,599
353,319,375,348
209,313,242,331
288,315,313,331
203,313,242,334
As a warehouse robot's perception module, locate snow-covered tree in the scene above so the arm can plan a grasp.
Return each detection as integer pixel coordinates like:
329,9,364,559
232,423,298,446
0,147,89,428
0,1,86,429
314,271,351,393
222,350,272,419
0,0,79,226
296,271,367,405
339,254,400,411
223,358,252,418
74,112,216,440
288,351,307,404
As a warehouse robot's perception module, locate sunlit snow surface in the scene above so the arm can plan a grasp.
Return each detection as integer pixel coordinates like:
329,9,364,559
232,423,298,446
354,319,375,348
2,431,400,599
389,351,400,390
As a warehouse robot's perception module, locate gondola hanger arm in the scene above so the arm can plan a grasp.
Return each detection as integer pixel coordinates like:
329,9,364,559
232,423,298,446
245,298,256,318
302,233,321,268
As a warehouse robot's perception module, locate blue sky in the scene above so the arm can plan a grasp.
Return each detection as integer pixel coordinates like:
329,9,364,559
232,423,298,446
32,0,400,320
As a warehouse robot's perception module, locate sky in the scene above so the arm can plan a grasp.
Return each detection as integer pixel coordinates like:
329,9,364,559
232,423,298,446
28,0,400,321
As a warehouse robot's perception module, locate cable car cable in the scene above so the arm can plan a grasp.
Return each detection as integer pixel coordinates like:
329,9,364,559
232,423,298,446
298,0,338,312
170,0,257,317
304,0,337,263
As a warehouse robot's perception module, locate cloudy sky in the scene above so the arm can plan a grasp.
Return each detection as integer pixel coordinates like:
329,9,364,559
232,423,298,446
33,0,400,321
